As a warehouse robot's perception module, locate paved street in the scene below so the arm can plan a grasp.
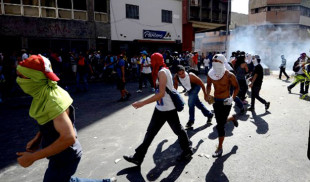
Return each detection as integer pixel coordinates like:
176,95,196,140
0,73,310,182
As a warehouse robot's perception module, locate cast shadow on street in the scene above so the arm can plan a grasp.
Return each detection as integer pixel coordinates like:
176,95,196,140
205,145,238,182
250,111,270,134
145,123,211,181
208,117,244,140
117,166,146,182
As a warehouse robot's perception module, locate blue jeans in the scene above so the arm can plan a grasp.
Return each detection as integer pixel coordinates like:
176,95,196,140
188,85,212,122
44,157,110,182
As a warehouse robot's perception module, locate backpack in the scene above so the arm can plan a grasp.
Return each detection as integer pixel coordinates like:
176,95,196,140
293,60,300,72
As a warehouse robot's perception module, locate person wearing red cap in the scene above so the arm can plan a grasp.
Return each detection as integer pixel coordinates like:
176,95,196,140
123,53,193,166
15,55,116,182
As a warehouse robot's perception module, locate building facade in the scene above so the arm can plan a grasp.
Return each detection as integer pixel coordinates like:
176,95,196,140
0,0,110,53
183,0,229,52
247,0,310,68
110,0,182,55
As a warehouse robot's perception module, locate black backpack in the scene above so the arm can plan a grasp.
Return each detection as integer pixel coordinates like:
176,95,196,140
293,60,300,72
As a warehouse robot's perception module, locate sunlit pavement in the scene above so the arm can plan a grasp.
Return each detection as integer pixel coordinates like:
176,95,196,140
1,73,310,182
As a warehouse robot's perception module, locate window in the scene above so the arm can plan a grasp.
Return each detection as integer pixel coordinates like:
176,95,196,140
162,10,172,23
73,0,86,10
41,0,56,7
23,0,38,6
4,0,20,4
57,0,71,9
126,4,139,19
94,0,107,13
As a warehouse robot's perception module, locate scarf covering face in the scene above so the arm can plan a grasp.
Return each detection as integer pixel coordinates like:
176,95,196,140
208,54,227,80
16,65,73,125
151,53,168,87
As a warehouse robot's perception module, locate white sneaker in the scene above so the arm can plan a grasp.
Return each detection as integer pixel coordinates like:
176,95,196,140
136,90,142,93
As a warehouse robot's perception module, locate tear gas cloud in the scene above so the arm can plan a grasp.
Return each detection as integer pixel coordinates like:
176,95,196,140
227,23,310,71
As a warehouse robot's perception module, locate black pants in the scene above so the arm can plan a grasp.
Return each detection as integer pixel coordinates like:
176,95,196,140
139,73,154,89
134,108,191,162
251,86,267,108
237,79,248,101
213,101,232,137
279,67,289,79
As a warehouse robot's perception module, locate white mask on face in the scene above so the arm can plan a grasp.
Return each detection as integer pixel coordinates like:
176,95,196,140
252,59,258,66
209,62,226,80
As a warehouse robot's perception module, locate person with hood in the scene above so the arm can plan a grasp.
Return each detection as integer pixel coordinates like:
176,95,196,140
206,54,239,158
123,53,193,166
15,55,116,182
248,58,270,112
279,55,290,80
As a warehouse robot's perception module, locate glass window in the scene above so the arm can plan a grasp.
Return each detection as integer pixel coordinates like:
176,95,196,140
41,0,56,7
94,0,107,12
23,0,38,5
162,10,172,23
126,4,139,19
73,0,86,10
4,0,20,4
58,0,71,9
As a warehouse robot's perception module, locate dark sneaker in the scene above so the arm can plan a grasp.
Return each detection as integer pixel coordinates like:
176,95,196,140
207,113,214,124
123,155,142,166
247,107,255,112
286,77,290,80
231,115,238,127
212,148,223,158
265,102,270,111
287,87,291,94
185,121,194,129
177,149,193,161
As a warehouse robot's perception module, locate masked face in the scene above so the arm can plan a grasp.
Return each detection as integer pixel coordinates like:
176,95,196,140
212,61,225,73
16,77,35,95
252,59,258,66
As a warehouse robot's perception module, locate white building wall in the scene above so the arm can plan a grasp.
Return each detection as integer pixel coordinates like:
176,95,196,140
110,0,182,42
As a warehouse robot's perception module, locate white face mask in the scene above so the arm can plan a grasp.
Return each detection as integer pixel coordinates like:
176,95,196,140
209,62,226,80
252,59,258,66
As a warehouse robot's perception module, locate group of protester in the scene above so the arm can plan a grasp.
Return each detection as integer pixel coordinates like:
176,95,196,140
7,41,285,182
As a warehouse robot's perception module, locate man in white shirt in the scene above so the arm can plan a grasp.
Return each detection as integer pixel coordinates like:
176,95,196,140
137,51,154,93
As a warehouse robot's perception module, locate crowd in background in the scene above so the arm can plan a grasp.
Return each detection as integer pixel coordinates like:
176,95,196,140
0,48,225,103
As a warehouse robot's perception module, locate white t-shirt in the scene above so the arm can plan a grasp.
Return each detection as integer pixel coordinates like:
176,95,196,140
178,72,192,91
203,58,210,67
140,57,152,74
155,68,176,111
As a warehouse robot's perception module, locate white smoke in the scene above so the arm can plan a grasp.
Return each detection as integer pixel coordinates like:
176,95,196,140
228,23,310,70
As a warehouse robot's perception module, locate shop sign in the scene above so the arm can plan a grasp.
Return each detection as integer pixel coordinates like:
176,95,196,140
143,30,171,40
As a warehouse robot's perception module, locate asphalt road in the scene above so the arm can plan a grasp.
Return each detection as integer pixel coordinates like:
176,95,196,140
0,73,310,182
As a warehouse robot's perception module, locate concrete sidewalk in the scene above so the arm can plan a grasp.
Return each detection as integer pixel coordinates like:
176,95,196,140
0,74,310,182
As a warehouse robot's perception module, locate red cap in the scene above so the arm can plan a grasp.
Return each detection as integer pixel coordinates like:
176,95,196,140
19,54,60,81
